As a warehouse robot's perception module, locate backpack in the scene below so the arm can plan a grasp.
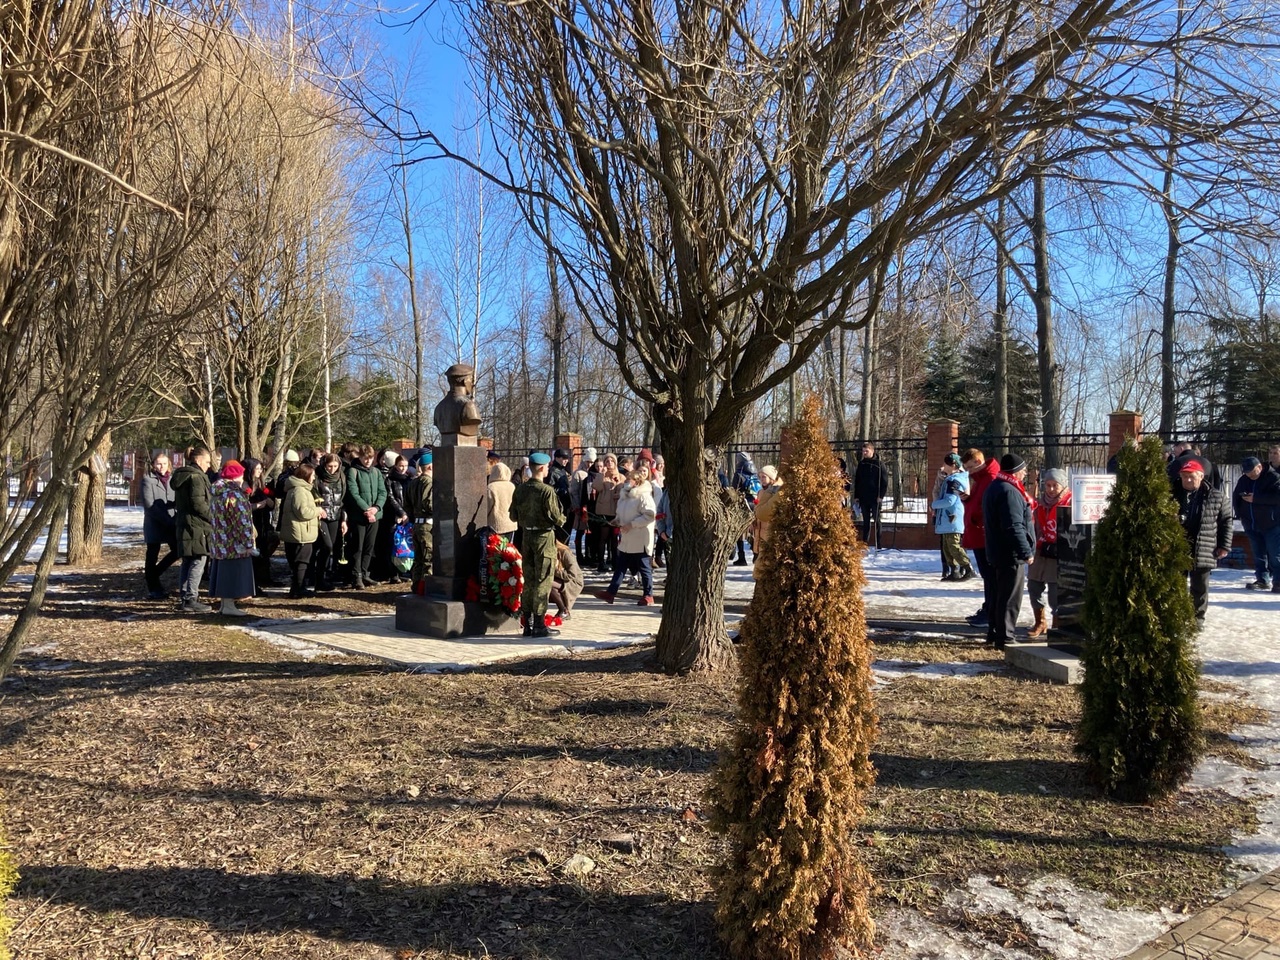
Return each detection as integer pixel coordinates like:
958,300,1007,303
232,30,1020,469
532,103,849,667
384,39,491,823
747,474,762,498
392,521,415,572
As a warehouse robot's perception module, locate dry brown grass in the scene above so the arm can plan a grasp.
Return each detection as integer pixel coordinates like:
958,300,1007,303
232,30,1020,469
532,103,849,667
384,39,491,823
0,549,1260,958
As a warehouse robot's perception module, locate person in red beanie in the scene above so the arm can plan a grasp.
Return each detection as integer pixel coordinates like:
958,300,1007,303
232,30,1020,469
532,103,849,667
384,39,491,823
208,460,256,616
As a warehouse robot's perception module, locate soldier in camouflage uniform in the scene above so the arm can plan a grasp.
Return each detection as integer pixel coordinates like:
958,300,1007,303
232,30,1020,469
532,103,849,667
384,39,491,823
510,452,566,637
403,453,433,587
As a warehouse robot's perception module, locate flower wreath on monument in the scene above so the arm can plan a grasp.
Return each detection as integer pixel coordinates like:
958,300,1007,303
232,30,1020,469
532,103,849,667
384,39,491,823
476,529,523,614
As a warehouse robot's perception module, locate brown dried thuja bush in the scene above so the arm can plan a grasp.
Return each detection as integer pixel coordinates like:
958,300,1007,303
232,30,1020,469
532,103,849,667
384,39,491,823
708,396,878,960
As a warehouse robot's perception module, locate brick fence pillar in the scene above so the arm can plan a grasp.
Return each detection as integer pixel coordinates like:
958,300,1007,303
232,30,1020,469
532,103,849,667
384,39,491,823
926,419,959,471
1108,410,1142,463
554,433,583,462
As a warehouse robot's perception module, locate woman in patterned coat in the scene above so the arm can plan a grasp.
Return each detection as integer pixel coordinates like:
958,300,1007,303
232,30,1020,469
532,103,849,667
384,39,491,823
209,460,257,616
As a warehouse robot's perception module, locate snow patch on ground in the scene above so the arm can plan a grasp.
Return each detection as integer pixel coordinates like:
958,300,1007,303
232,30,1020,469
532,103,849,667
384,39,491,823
873,659,1001,681
229,625,329,660
942,877,1186,960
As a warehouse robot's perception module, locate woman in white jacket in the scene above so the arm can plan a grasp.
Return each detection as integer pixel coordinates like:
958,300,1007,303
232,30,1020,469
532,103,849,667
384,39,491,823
595,467,657,605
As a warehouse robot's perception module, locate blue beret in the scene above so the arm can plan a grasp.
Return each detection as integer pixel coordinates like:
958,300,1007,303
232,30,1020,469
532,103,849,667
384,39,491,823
530,452,551,466
420,452,432,467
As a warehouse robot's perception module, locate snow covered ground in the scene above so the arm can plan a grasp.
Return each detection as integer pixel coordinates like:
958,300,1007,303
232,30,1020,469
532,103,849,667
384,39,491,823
4,503,145,563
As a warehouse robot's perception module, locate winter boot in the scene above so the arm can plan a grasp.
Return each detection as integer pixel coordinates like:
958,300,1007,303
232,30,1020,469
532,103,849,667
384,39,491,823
1027,607,1048,639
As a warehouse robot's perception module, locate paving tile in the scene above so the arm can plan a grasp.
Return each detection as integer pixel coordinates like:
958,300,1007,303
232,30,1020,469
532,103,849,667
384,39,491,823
1219,935,1271,959
246,593,661,671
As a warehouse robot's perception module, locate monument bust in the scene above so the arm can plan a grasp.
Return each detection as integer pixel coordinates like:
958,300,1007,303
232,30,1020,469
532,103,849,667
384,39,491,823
433,363,483,446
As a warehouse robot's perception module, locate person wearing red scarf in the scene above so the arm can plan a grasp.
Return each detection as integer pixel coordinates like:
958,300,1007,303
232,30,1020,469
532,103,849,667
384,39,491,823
981,453,1036,649
1028,468,1073,638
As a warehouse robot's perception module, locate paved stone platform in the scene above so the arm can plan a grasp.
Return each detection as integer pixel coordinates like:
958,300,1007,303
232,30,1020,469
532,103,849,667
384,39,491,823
257,591,661,671
1122,868,1280,959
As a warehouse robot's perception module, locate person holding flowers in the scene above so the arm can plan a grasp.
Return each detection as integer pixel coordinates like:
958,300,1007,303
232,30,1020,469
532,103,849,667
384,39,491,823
510,452,566,637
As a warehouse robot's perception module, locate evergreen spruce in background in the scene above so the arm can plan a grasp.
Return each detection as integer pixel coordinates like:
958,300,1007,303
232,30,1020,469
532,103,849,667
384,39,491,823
708,397,878,960
1076,435,1202,802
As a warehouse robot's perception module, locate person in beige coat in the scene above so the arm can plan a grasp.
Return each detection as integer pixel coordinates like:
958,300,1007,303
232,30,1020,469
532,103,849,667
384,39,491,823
485,461,518,535
550,541,585,618
751,465,782,574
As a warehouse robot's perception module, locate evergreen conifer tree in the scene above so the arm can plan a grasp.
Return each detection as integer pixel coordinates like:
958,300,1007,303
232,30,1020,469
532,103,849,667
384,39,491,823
708,396,878,960
1076,435,1202,802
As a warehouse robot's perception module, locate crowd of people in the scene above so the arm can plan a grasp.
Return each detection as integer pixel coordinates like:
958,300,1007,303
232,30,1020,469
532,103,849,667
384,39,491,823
927,439,1277,649
139,435,1268,638
141,443,437,615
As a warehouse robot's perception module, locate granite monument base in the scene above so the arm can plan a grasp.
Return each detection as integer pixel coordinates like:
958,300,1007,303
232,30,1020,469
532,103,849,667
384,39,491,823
396,593,518,639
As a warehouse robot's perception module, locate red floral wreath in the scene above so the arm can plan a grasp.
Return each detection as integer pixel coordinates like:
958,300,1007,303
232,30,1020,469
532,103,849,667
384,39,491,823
480,532,523,614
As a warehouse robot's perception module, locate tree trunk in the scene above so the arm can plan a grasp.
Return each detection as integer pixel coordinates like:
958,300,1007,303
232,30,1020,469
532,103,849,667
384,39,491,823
66,469,88,564
1159,164,1180,438
653,409,740,673
858,307,877,441
0,481,69,680
992,197,1010,455
65,431,109,566
1031,169,1060,467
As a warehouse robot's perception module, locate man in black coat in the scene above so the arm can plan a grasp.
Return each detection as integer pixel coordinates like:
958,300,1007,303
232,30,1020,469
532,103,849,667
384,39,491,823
854,442,889,548
981,453,1036,649
1233,456,1280,591
171,447,213,614
1176,458,1232,621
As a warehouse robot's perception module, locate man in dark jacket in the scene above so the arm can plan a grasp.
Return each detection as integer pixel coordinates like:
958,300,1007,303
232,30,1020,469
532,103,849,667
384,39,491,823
854,442,890,548
961,449,1002,627
140,453,179,599
548,448,574,544
1177,458,1233,621
171,447,213,614
1234,456,1280,591
730,451,759,566
981,453,1036,649
1168,443,1221,494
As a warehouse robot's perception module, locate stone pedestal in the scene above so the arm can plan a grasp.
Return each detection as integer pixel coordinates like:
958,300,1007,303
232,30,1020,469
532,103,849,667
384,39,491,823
431,444,489,588
1054,506,1091,637
395,594,515,638
396,443,519,638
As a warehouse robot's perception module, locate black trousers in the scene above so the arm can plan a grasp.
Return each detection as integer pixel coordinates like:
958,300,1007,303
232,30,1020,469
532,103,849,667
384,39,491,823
285,542,314,592
1189,567,1212,620
313,519,343,585
347,521,379,583
988,561,1026,646
974,547,994,619
858,498,881,547
144,540,178,592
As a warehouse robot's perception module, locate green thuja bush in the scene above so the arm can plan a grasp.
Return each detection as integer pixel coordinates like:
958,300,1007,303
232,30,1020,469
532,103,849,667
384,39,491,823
1077,435,1202,802
708,396,878,960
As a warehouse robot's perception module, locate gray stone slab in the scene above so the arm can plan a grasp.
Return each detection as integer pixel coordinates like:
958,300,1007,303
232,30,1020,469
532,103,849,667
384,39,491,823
395,594,516,638
1004,641,1083,684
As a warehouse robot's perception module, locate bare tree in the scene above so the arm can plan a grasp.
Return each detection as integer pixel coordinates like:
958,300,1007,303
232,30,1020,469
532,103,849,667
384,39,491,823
421,0,1199,672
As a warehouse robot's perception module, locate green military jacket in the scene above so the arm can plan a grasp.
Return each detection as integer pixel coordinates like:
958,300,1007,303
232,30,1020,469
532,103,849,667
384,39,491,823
510,478,566,532
404,473,432,521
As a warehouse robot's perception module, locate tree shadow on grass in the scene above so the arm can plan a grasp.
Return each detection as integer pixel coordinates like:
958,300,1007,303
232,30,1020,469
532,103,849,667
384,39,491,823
0,657,392,748
872,752,1088,797
15,864,720,960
